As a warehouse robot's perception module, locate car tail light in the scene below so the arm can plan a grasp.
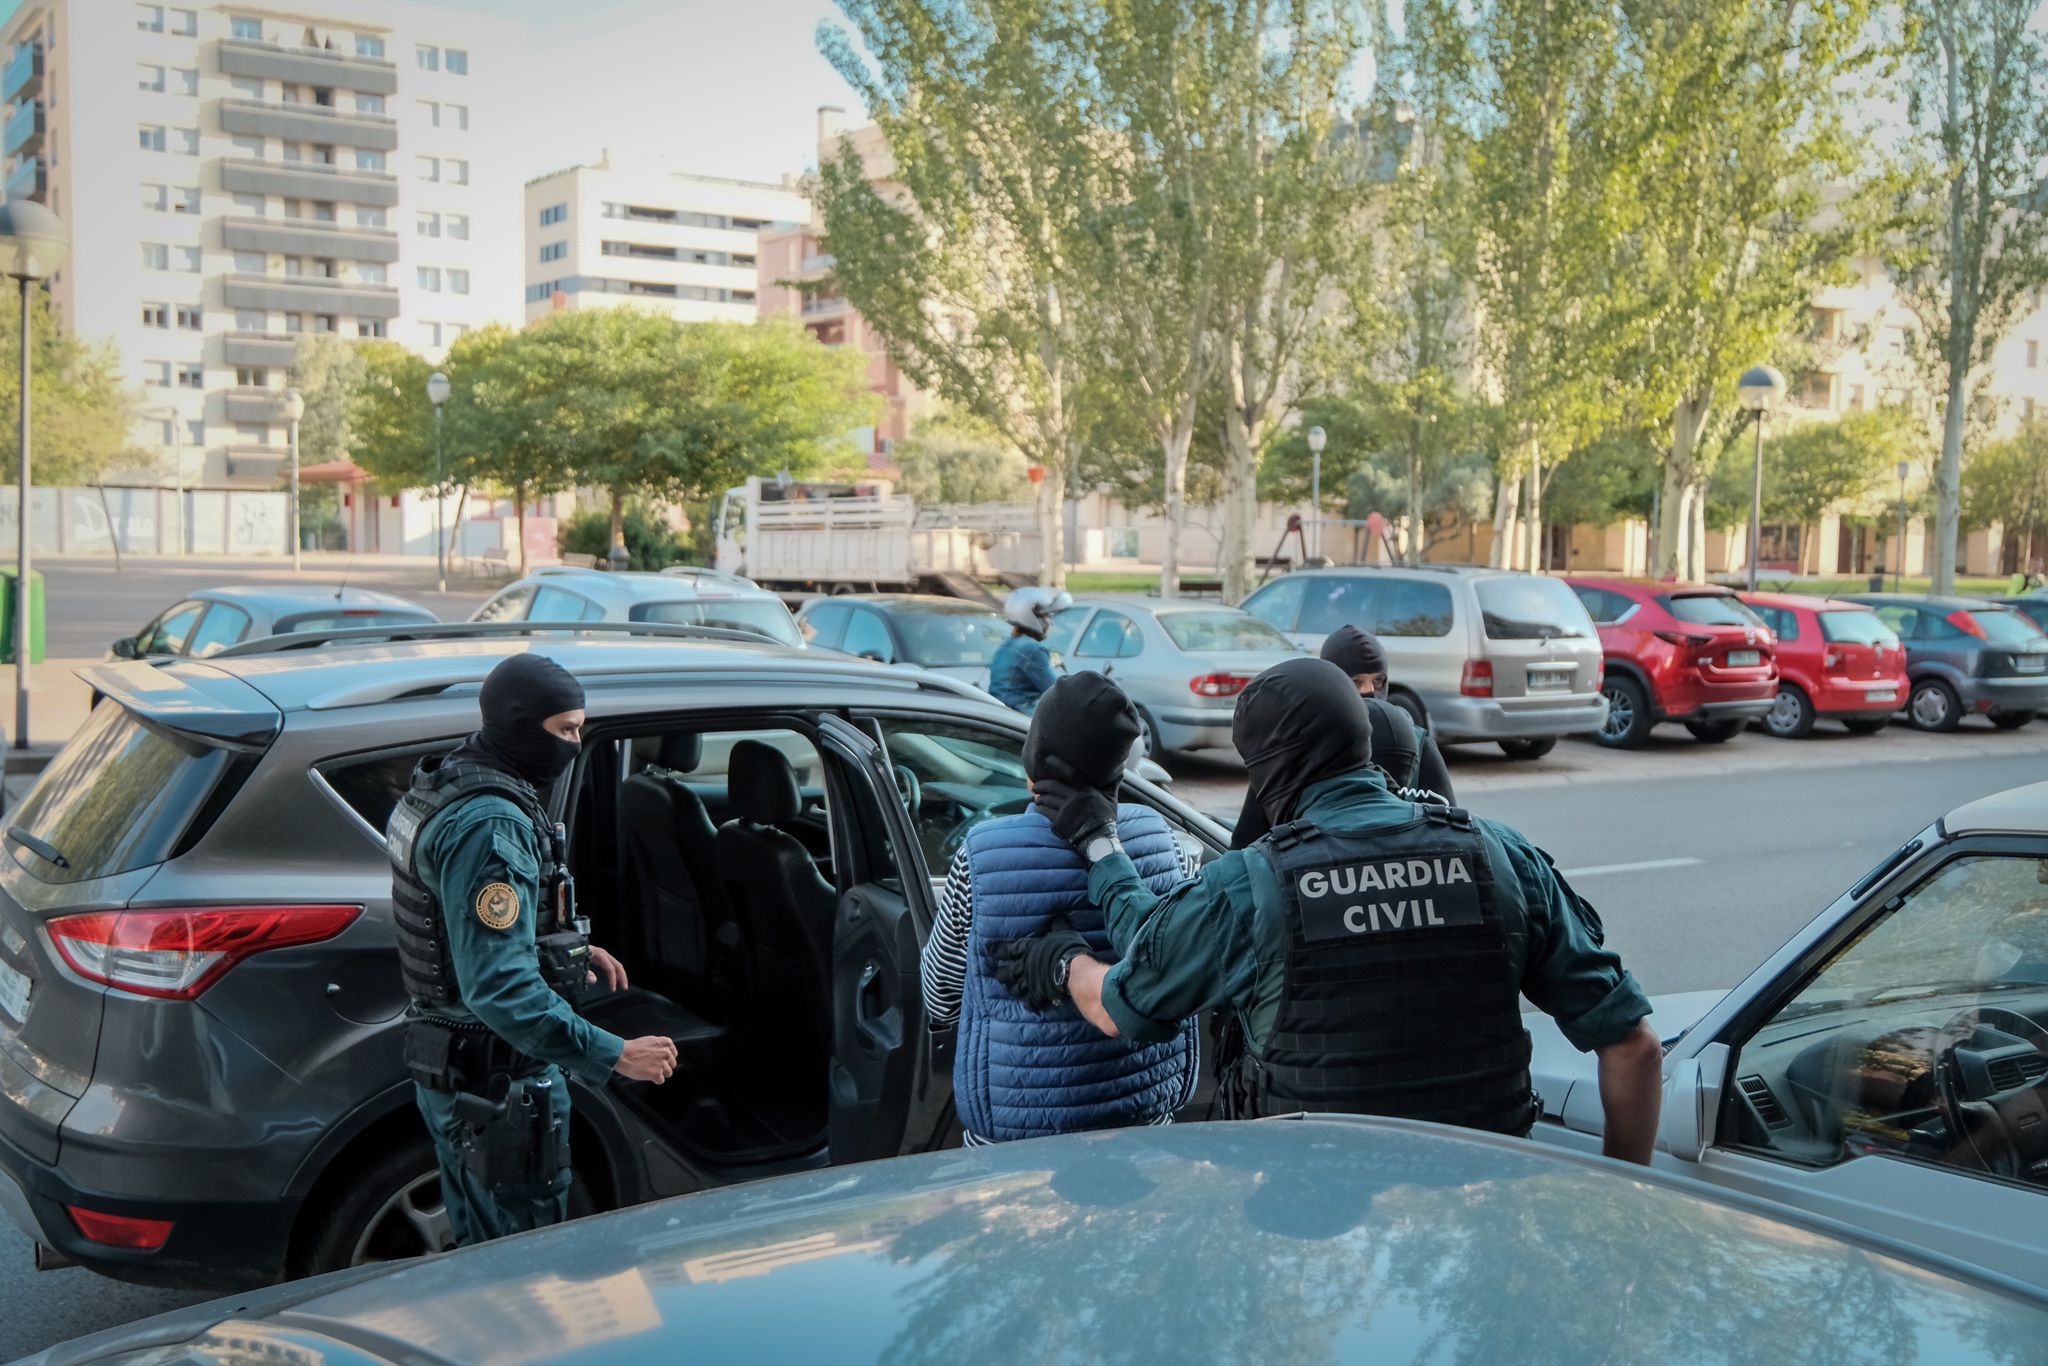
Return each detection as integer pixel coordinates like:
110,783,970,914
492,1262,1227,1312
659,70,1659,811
1946,610,1987,640
67,1206,174,1250
1189,673,1251,698
47,905,363,1001
1653,630,1713,647
1460,660,1494,697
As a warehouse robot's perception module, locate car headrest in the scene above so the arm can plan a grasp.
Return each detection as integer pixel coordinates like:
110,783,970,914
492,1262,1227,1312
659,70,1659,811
657,732,702,774
728,740,801,826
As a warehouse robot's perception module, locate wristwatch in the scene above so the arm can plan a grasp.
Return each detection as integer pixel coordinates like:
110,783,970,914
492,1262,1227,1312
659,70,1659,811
1053,946,1084,990
1081,830,1123,865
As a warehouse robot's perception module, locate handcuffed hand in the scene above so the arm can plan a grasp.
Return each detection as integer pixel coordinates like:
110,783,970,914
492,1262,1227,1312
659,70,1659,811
994,914,1091,1012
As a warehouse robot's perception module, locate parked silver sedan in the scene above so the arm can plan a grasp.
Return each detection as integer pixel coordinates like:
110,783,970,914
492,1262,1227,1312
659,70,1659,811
1044,595,1304,756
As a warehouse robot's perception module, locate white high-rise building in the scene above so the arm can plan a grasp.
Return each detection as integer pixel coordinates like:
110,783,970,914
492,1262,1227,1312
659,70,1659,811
523,154,807,326
0,0,522,488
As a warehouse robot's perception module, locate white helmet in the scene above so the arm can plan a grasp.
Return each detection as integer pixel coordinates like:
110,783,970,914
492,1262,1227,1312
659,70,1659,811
1003,585,1072,636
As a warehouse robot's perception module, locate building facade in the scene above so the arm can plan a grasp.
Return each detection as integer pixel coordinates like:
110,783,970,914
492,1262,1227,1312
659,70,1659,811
522,153,807,326
1,0,521,489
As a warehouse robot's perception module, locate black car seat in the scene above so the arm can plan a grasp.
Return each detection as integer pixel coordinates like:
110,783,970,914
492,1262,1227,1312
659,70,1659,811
713,740,836,1065
618,733,732,1002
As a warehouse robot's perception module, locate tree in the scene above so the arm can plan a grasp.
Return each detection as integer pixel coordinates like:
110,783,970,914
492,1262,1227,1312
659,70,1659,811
893,409,1030,505
1889,0,2048,593
817,0,1110,586
0,286,136,486
1962,423,2048,575
1708,407,1926,570
287,334,366,467
349,340,436,488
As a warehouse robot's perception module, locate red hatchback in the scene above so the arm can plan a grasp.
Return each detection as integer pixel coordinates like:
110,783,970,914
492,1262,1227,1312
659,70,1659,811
1737,592,1908,738
1566,578,1778,748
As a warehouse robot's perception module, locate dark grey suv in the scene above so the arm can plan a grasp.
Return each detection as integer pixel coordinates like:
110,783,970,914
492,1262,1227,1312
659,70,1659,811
1840,593,2048,730
0,625,1223,1290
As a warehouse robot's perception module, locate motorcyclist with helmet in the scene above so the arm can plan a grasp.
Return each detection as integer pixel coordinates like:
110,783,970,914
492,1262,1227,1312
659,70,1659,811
988,585,1073,714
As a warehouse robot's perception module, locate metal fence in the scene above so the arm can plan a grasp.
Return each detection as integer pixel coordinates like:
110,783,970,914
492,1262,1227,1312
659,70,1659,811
0,486,290,557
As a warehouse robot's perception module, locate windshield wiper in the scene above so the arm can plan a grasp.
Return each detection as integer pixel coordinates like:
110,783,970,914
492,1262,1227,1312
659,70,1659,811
1860,979,2042,1005
5,826,70,870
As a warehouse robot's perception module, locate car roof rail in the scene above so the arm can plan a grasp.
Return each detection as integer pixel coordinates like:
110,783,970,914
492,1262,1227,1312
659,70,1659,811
658,564,760,587
534,564,607,578
212,620,784,657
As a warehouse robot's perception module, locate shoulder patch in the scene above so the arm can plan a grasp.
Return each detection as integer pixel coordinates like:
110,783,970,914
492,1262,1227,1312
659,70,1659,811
474,881,521,931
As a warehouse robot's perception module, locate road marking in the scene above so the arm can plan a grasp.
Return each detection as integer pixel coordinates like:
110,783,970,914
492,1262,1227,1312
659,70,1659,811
1558,857,1703,878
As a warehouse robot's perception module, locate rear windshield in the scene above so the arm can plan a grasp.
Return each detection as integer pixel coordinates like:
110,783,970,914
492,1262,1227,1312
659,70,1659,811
1159,610,1293,652
894,609,1010,667
1476,576,1591,640
5,704,231,884
1967,608,2048,647
1818,610,1899,647
629,598,802,646
275,609,436,635
1662,593,1759,628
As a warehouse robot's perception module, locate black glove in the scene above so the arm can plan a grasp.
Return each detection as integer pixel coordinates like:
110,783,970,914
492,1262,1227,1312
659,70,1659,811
1031,755,1119,852
994,915,1090,1012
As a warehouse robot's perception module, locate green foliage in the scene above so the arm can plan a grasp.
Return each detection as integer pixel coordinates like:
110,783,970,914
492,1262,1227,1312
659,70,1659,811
1543,433,1661,528
288,334,366,468
1961,425,2048,538
349,340,436,489
557,504,689,571
0,285,136,485
893,409,1029,505
1707,407,1927,530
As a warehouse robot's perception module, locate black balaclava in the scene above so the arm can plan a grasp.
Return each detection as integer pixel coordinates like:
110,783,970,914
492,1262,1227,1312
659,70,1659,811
1363,696,1421,791
1320,624,1389,681
1232,657,1373,827
1023,672,1140,790
450,653,585,790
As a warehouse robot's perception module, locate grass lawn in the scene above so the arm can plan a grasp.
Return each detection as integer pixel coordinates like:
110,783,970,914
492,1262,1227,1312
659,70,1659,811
1064,571,1165,593
1749,575,2014,598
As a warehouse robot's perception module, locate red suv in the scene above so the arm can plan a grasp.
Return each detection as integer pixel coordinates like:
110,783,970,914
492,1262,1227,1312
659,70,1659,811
1736,592,1907,738
1565,578,1778,748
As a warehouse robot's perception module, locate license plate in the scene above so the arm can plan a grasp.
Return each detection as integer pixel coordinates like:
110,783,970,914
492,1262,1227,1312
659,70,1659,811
2017,656,2045,674
1526,670,1571,692
1866,688,1897,703
1727,650,1762,667
0,957,28,1026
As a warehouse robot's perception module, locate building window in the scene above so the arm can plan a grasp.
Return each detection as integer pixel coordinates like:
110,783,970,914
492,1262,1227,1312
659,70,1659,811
358,318,387,338
357,262,387,283
420,321,442,347
233,309,265,329
446,214,469,241
418,266,442,292
139,125,167,152
142,243,170,270
445,49,468,75
539,241,566,263
176,363,204,389
142,303,170,328
416,44,439,71
175,127,199,155
231,134,264,157
540,203,567,226
230,75,264,98
171,9,197,35
355,34,385,59
447,103,468,130
138,63,166,92
448,269,469,295
232,251,265,272
417,156,439,182
234,425,268,444
2029,340,2039,369
2025,398,2037,423
142,183,168,211
230,16,263,40
310,202,336,223
145,360,172,387
172,186,200,213
283,313,304,333
185,419,204,445
356,92,385,114
177,246,202,273
235,366,267,386
137,4,164,32
356,205,387,227
355,149,386,171
417,99,438,126
174,67,198,94
176,305,202,330
417,211,440,237
446,158,468,186
232,192,265,215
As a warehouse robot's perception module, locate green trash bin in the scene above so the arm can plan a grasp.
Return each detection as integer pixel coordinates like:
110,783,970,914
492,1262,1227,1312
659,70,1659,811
0,566,46,666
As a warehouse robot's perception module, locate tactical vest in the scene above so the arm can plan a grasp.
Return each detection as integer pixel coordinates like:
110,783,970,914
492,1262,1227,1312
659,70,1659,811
1224,805,1537,1136
386,755,574,1011
955,806,1198,1142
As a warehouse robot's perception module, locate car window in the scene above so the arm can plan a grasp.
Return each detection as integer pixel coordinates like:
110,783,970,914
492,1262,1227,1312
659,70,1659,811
1477,576,1592,640
530,585,598,622
1962,609,2048,647
4,705,233,884
1376,579,1455,638
841,607,896,663
141,601,205,655
1043,608,1092,656
873,717,1032,874
1922,611,1964,640
1662,593,1757,628
1752,606,1797,642
1075,610,1141,658
1158,610,1293,653
894,608,1009,667
273,610,436,634
1296,576,1384,637
801,601,851,650
1871,604,1918,639
1820,611,1898,647
1570,585,1617,624
317,747,448,836
628,599,803,646
1721,853,2048,1192
474,584,535,623
186,603,253,657
1240,574,1308,632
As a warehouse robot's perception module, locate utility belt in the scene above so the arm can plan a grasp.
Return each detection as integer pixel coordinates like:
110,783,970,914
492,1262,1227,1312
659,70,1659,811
403,1012,546,1093
405,1013,565,1193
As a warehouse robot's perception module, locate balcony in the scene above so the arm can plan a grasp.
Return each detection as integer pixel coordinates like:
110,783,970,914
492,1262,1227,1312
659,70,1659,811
221,272,401,319
218,156,398,208
222,330,300,368
224,387,294,424
800,253,836,273
224,444,290,479
3,99,42,159
4,155,44,203
218,97,398,152
221,214,400,263
3,42,42,106
217,38,397,96
800,293,848,318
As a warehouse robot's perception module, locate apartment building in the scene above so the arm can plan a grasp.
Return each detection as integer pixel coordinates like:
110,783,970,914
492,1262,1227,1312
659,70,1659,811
523,153,807,326
0,0,521,489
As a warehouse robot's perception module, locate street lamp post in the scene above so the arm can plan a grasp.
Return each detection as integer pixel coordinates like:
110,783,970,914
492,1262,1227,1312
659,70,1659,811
1736,365,1787,593
1306,425,1327,563
1895,460,1910,591
283,388,305,571
0,201,69,752
427,371,450,592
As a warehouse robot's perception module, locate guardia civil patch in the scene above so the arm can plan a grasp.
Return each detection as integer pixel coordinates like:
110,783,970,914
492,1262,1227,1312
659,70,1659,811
474,881,520,931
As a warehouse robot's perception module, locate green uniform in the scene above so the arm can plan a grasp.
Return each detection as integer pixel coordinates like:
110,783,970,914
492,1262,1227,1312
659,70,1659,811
413,793,624,1246
1087,770,1651,1057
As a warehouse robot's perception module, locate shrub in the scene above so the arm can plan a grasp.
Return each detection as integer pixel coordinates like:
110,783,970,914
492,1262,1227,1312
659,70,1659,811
557,505,690,571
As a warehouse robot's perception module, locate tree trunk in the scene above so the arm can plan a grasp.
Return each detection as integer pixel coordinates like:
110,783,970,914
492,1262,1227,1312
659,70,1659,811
1037,458,1067,588
1219,410,1259,603
447,483,471,568
1932,370,1967,594
1406,443,1425,566
1489,473,1520,569
96,483,124,572
1524,451,1543,573
514,482,529,575
609,488,625,553
1160,426,1190,598
1688,490,1707,582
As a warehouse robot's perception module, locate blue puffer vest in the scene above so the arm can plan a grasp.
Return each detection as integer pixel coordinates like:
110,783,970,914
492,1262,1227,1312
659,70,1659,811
955,805,1199,1142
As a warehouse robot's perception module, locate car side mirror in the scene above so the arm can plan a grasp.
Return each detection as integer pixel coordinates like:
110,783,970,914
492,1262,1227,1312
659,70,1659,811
1659,1041,1730,1163
111,637,140,659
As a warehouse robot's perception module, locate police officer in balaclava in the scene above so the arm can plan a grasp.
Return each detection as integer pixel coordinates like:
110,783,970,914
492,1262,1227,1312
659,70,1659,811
387,653,676,1246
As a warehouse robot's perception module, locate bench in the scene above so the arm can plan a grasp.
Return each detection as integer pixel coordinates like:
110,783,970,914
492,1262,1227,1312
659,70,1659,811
468,544,512,579
560,552,599,569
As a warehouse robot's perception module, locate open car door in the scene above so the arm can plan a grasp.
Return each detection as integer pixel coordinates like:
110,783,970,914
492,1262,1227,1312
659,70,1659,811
815,714,949,1162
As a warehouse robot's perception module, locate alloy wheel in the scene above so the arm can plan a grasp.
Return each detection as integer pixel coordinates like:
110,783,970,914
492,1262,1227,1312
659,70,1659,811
1600,684,1633,741
1910,685,1951,730
351,1171,454,1265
